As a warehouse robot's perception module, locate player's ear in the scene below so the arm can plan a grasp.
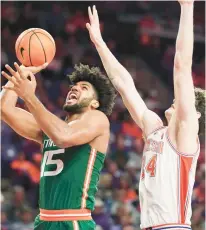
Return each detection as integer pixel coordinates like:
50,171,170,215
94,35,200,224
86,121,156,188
197,112,201,119
91,99,99,109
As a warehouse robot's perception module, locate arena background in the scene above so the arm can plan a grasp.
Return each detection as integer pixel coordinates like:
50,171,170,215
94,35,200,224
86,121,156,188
1,1,205,230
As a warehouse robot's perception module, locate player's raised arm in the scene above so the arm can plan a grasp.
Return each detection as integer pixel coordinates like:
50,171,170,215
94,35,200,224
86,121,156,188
86,6,163,136
173,1,198,131
2,63,109,149
1,63,47,144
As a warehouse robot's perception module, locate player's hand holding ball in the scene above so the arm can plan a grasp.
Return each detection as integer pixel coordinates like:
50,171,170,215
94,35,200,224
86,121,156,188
2,62,38,100
2,28,55,99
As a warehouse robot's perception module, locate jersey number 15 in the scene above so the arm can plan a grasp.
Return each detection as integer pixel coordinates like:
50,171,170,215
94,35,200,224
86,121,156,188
41,149,65,177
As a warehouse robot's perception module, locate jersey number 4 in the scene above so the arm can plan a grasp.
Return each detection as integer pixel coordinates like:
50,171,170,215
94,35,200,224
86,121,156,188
41,149,65,177
141,155,157,179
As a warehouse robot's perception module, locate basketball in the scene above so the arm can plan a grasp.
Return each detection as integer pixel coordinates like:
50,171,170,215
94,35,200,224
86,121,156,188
15,28,56,67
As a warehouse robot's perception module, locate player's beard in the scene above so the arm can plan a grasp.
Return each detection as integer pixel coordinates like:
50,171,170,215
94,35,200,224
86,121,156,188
63,97,93,114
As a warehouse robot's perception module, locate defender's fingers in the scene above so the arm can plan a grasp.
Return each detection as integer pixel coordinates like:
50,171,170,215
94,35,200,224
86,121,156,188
88,6,93,23
93,5,99,24
86,23,91,31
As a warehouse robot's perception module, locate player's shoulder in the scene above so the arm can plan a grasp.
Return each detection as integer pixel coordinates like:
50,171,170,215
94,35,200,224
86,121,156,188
83,110,110,126
143,109,164,137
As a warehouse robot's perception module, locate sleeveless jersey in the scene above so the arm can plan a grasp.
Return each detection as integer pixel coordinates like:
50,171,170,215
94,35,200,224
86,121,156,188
39,134,105,211
139,126,200,229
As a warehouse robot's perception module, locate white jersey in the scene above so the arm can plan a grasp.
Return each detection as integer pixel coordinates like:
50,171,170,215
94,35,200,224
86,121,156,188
139,126,200,230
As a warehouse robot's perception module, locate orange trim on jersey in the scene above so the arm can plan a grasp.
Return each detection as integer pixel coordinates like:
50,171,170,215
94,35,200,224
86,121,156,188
81,148,97,208
166,130,200,157
40,208,91,221
177,156,180,222
179,156,193,223
153,223,191,227
151,223,191,229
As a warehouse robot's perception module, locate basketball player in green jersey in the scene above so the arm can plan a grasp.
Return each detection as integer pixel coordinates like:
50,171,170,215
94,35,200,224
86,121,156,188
1,62,116,230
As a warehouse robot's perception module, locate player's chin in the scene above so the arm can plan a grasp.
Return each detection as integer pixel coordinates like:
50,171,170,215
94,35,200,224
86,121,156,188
63,101,77,110
65,99,78,106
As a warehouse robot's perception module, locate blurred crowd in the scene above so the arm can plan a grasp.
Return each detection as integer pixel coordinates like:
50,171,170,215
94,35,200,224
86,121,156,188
1,1,205,230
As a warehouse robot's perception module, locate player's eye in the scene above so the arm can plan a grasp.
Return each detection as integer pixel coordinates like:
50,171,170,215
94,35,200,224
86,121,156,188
82,86,88,90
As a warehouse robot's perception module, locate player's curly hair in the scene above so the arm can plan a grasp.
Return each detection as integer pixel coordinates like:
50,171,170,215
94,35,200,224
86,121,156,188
67,63,117,116
195,87,205,135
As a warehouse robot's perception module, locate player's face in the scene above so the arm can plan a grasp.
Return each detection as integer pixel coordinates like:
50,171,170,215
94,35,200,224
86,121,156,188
63,81,98,113
165,99,175,122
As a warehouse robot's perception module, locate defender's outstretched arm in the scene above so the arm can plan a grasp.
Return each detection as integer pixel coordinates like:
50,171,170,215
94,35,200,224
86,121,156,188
174,0,197,124
86,6,163,135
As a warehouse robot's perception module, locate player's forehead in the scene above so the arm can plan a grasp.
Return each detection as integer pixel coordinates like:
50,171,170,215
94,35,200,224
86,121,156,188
75,81,93,88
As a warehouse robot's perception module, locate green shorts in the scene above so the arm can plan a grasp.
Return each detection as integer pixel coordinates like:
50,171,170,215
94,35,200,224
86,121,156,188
34,215,96,230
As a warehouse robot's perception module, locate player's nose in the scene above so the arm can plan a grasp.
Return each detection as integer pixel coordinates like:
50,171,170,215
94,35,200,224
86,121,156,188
73,84,81,91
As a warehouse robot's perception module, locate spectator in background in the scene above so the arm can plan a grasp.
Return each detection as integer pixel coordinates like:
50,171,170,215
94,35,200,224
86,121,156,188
106,160,122,189
3,186,31,222
10,207,34,230
1,211,11,230
92,198,113,230
11,152,40,185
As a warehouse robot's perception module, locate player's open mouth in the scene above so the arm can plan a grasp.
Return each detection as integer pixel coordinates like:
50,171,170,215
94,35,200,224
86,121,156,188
66,93,78,103
69,93,78,100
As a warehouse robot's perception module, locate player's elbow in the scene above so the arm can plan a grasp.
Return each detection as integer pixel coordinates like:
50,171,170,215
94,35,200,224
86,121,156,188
1,108,11,121
1,108,6,119
1,101,7,115
174,51,192,70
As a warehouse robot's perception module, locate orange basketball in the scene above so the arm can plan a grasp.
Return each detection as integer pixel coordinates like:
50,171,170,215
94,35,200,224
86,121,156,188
15,28,56,67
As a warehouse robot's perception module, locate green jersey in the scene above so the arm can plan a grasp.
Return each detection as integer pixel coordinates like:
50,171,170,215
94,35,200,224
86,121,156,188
40,134,105,211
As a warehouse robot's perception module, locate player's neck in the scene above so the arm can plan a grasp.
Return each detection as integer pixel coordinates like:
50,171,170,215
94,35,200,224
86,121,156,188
65,107,93,123
65,113,83,123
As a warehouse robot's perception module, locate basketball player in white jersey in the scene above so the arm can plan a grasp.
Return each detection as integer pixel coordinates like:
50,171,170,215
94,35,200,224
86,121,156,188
86,1,205,229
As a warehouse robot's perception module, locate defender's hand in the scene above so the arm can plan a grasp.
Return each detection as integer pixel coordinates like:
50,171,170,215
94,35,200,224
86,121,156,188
2,62,37,100
86,5,104,46
178,0,194,5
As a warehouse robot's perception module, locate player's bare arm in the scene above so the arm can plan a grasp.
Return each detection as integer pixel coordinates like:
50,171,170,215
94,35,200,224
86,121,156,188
2,63,109,150
1,63,47,144
24,97,109,150
86,6,163,137
169,0,198,153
